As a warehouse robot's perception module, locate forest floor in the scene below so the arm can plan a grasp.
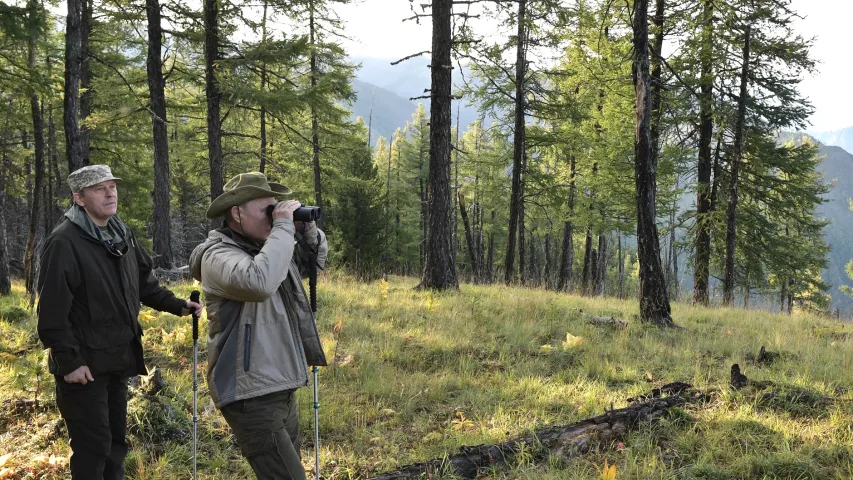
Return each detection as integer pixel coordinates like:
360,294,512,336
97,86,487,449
0,275,851,479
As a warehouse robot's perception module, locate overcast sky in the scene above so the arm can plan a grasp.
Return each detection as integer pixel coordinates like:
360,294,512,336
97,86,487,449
337,0,853,132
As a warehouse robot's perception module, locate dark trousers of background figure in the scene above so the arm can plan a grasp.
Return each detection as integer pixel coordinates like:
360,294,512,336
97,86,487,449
220,389,306,480
55,374,129,480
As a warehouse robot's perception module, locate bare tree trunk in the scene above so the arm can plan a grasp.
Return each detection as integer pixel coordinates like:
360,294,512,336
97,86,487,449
722,24,751,306
45,104,56,234
617,231,624,299
632,0,675,326
258,3,268,174
146,0,173,269
487,211,495,283
64,0,85,172
0,115,12,295
529,230,537,286
80,0,92,165
544,233,551,290
419,144,427,269
458,191,480,283
309,0,324,230
594,235,607,295
743,269,750,309
417,0,457,290
557,154,576,291
581,228,592,296
504,0,526,285
453,104,460,257
519,154,527,285
692,0,714,306
590,248,598,295
25,0,46,294
384,133,393,270
204,0,224,213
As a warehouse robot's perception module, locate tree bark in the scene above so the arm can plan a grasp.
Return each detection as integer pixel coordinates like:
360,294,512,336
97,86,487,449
544,233,551,289
80,0,92,165
581,228,592,296
519,151,528,285
204,0,224,211
487,211,495,283
458,191,480,283
590,248,598,295
650,0,665,158
258,3,268,174
45,103,57,234
722,25,751,306
632,0,675,326
693,0,714,306
617,231,625,299
25,0,46,294
504,0,526,285
417,0,457,290
64,0,85,172
146,0,173,269
309,0,325,230
595,234,607,296
419,137,427,269
0,114,12,295
453,105,460,257
557,154,576,291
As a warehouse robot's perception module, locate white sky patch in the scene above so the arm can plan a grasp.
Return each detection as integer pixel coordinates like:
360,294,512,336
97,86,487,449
42,0,853,131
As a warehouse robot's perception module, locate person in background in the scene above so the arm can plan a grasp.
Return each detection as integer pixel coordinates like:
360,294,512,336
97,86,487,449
37,164,203,480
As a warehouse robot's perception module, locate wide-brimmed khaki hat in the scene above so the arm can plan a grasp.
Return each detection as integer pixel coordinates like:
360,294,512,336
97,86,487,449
206,172,292,219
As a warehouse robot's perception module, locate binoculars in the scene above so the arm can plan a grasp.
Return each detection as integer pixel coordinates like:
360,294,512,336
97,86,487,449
265,203,322,223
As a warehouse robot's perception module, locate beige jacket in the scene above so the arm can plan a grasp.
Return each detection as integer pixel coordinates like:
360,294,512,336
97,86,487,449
189,218,327,407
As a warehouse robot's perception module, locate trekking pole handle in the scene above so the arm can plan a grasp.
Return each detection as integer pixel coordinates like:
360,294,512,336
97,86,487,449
190,290,200,341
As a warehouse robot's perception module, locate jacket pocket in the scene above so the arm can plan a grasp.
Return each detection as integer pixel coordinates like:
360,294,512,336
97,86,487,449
78,325,135,375
81,325,134,351
243,324,252,372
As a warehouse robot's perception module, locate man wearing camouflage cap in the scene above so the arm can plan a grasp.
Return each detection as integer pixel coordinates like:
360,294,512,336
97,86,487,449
37,164,203,480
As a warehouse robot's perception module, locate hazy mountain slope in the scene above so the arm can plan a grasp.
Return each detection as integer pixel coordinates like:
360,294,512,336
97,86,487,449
350,79,419,145
815,144,853,314
808,125,853,156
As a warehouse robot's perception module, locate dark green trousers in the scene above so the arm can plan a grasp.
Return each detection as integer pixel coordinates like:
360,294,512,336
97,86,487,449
54,374,129,480
220,389,306,480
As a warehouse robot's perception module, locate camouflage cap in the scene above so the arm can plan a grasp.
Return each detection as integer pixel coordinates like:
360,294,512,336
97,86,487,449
67,164,122,193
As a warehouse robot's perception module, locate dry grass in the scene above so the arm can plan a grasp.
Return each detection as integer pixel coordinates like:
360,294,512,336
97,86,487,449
1,275,851,479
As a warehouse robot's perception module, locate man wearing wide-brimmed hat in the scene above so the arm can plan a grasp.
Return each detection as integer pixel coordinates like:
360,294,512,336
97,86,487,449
190,172,327,480
36,164,203,480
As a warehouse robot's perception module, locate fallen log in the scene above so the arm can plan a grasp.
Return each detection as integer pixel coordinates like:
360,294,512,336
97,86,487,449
365,387,708,480
584,313,628,329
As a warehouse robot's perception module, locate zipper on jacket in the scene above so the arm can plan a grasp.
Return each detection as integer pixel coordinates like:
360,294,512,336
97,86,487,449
243,324,252,372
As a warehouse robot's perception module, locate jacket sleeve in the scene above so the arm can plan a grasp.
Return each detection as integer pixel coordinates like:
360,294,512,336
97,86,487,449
134,232,187,316
37,235,86,376
202,218,296,302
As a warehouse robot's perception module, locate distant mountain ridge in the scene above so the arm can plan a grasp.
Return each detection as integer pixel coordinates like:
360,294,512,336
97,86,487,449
775,132,853,314
348,56,486,145
808,125,853,156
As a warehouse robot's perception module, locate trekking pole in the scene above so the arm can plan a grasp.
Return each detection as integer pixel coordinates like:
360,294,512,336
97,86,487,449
308,241,321,480
190,290,200,480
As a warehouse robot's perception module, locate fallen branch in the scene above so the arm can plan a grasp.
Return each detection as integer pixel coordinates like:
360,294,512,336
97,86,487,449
366,386,709,479
584,312,628,329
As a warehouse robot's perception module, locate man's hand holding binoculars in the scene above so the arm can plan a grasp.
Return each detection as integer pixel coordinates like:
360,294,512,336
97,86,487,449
269,200,303,220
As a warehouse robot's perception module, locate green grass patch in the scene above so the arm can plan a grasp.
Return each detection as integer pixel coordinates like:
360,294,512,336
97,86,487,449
0,275,851,479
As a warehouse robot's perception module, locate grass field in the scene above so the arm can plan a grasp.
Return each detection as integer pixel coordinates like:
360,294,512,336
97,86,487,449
1,275,851,479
